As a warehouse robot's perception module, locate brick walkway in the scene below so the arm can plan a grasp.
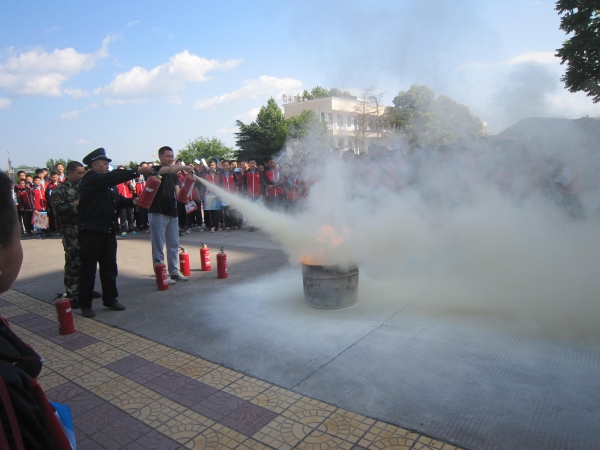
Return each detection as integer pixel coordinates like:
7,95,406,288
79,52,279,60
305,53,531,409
0,289,463,449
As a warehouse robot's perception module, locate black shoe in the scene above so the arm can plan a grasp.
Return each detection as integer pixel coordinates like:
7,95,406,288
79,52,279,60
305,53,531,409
104,302,126,311
81,308,96,318
70,297,80,309
92,290,102,298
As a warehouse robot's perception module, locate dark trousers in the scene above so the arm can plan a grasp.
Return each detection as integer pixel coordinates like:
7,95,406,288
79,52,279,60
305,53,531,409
204,209,222,229
79,230,118,309
177,201,188,228
119,207,134,231
23,210,33,234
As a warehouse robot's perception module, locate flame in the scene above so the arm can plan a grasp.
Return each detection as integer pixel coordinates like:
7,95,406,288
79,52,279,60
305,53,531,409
317,225,349,247
300,225,350,265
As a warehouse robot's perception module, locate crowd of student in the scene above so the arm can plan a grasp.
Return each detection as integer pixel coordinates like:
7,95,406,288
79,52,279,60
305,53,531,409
12,155,310,238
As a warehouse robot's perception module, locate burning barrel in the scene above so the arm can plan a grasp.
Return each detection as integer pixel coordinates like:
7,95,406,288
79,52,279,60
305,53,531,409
302,263,359,309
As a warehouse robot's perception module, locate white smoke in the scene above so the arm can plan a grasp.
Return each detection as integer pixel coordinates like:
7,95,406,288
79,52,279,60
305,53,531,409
197,142,600,339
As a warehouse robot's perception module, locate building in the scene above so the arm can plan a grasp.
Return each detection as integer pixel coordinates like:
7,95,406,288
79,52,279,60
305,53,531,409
282,94,393,154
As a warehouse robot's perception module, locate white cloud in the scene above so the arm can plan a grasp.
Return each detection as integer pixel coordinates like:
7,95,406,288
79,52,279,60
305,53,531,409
126,20,140,27
0,35,114,97
0,98,11,110
44,25,60,33
64,87,89,98
59,102,98,120
506,51,558,66
235,107,261,123
216,126,239,134
95,51,242,104
195,75,303,110
77,138,91,145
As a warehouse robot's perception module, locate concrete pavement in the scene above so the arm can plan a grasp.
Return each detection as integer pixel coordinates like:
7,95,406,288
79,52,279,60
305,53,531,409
13,230,600,449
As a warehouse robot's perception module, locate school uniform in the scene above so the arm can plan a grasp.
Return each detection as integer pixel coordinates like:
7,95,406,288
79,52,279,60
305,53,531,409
265,168,284,209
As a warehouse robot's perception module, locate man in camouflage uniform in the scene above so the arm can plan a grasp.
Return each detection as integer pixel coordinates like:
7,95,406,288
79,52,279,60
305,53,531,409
50,161,87,308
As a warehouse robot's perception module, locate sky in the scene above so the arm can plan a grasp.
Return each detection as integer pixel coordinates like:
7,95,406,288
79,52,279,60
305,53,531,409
1,0,598,169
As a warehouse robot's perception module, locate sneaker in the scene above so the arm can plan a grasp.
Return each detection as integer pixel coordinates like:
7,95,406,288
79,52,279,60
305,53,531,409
167,278,176,285
226,227,230,232
145,229,150,234
56,232,62,237
185,228,191,234
121,232,127,237
27,233,33,237
70,297,80,309
104,302,126,311
92,290,102,298
170,271,188,281
81,308,96,318
131,231,138,235
210,227,216,233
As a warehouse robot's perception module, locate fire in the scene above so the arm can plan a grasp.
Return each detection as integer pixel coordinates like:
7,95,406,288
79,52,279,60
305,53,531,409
300,254,324,265
317,225,349,247
300,225,350,265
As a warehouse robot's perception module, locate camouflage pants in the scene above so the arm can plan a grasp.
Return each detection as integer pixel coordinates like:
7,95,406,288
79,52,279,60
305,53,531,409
62,225,80,298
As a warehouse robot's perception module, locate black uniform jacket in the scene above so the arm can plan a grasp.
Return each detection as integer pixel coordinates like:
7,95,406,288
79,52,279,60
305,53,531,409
79,169,139,234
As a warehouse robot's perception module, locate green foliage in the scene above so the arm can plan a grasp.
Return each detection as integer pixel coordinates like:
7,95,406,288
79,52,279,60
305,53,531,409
310,86,330,99
555,1,600,102
235,98,286,160
127,161,138,169
177,137,233,163
45,158,71,171
285,110,331,157
392,85,484,146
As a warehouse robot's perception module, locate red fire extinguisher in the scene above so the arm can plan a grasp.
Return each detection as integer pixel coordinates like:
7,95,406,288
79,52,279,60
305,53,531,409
137,175,162,209
179,247,191,276
154,263,169,291
55,298,75,334
217,246,228,279
176,174,196,203
200,243,211,271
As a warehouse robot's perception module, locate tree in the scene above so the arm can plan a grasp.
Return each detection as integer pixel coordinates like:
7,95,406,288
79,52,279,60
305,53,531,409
127,161,139,169
556,1,600,102
177,137,233,163
45,158,71,171
310,86,330,99
235,98,286,160
392,85,484,147
285,110,331,158
353,87,386,153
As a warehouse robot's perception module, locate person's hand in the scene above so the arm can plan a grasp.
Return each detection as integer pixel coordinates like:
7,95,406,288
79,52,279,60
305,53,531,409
184,165,195,174
133,198,139,206
138,167,153,177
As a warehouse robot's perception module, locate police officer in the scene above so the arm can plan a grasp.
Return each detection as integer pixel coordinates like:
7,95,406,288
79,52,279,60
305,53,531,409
78,148,152,318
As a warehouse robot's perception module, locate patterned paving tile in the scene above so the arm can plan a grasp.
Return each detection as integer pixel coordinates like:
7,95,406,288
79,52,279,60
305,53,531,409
49,331,100,351
0,290,466,450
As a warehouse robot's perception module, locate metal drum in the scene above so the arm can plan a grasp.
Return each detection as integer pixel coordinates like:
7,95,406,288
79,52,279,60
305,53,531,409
302,263,359,309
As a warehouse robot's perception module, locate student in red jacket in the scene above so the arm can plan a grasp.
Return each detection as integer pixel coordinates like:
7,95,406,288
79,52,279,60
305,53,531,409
218,160,239,230
28,177,48,237
45,172,61,235
116,167,136,236
203,159,222,232
264,157,284,210
284,164,305,212
242,157,266,200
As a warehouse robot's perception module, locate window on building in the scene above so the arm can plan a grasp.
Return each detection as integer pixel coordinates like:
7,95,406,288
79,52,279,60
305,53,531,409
347,116,352,127
337,115,343,128
328,113,333,124
320,112,325,122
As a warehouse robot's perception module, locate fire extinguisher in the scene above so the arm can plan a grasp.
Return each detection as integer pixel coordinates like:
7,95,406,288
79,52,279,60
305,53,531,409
179,247,191,276
200,243,211,271
154,263,169,291
137,175,162,209
217,246,228,279
176,174,196,203
55,297,75,334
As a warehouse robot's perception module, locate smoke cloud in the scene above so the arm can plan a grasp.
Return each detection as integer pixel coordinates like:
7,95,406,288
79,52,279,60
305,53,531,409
198,135,600,340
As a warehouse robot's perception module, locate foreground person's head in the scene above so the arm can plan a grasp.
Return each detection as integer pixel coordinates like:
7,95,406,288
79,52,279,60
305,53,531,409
0,171,23,294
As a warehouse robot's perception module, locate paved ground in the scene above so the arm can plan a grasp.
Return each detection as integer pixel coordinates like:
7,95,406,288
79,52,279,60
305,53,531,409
12,230,600,450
